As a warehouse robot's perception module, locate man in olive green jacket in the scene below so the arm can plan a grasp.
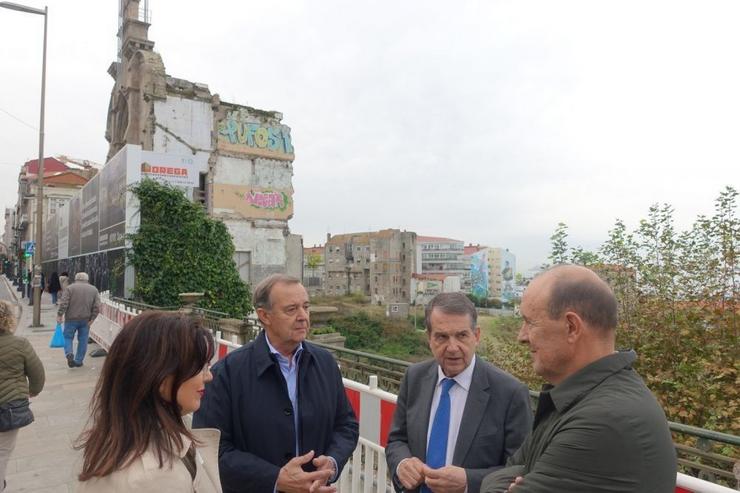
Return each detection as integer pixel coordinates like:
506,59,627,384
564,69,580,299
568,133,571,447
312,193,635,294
481,265,676,493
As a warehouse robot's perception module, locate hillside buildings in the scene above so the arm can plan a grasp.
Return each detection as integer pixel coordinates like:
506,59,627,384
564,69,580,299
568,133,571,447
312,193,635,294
5,158,95,278
324,229,416,304
303,245,325,297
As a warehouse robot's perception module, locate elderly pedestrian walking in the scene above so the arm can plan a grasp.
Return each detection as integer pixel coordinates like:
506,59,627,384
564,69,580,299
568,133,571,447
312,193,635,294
57,272,100,368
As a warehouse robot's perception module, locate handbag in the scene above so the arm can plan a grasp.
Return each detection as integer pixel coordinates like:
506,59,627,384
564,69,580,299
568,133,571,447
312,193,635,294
49,322,65,348
0,398,35,432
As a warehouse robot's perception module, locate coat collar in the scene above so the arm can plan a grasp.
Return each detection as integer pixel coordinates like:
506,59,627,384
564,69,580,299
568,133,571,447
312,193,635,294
547,350,637,412
253,330,314,377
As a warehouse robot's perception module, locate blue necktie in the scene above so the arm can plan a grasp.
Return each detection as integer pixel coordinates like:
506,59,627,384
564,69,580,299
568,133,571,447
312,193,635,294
422,378,455,493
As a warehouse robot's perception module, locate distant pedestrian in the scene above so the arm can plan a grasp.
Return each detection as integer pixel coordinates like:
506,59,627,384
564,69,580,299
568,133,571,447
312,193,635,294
47,272,61,305
76,311,221,492
59,272,70,293
0,300,46,493
56,272,100,368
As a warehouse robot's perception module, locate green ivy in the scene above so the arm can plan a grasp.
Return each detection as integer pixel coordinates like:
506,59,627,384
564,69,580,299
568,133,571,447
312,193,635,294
128,179,252,317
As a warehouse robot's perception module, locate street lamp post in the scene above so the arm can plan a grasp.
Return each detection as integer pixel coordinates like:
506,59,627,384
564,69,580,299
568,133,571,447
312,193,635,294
0,1,48,327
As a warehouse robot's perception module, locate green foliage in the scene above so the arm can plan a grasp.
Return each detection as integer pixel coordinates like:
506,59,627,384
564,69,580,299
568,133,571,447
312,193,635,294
548,222,570,264
306,253,322,270
127,179,252,317
327,311,430,360
466,293,503,309
527,187,740,435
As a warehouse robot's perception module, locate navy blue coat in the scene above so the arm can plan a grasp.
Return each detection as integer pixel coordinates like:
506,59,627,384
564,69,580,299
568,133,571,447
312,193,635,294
193,330,359,492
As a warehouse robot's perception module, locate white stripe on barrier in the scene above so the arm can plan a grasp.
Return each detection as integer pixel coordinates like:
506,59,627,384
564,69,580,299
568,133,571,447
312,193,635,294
677,473,736,493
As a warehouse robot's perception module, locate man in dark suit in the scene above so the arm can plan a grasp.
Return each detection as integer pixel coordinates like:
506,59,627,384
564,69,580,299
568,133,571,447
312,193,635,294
386,292,532,493
194,274,359,492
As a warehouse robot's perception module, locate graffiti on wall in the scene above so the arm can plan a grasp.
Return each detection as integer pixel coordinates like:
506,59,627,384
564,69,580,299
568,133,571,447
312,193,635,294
245,190,290,211
212,184,294,220
217,110,294,160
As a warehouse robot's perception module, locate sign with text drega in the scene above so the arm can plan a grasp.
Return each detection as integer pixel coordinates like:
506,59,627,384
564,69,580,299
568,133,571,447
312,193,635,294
138,151,209,188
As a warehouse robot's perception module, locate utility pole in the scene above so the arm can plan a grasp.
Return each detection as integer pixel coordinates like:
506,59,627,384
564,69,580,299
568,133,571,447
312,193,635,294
0,2,49,326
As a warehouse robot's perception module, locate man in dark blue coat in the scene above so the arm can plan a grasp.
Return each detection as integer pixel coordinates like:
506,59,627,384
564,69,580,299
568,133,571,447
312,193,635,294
194,274,359,492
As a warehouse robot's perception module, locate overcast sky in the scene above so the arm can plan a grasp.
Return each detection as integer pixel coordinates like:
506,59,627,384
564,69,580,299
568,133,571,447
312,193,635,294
1,0,738,270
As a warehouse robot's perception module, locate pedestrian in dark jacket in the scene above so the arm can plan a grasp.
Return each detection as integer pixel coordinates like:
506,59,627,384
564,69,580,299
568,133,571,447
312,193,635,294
47,272,61,305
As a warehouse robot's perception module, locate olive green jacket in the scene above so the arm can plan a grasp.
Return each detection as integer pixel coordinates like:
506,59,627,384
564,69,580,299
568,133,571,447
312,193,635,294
0,333,45,405
481,351,676,493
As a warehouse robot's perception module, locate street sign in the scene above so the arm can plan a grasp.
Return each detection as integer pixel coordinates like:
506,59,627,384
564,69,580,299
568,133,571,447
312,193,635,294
24,241,35,256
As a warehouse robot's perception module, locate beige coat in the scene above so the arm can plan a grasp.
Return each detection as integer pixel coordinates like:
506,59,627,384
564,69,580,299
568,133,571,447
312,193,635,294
75,428,222,493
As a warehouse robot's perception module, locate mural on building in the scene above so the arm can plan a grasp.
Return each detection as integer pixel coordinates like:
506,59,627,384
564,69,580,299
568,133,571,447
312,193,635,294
217,110,294,160
470,250,489,298
501,250,516,303
212,185,294,220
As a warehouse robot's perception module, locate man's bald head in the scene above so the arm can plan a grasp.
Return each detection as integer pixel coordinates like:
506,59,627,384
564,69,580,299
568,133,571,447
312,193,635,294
533,265,618,331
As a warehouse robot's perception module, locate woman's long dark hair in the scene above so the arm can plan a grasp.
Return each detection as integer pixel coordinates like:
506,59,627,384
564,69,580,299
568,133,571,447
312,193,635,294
76,311,214,480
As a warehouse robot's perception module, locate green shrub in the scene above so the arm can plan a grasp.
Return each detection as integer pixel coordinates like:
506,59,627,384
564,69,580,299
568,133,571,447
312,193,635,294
128,179,252,317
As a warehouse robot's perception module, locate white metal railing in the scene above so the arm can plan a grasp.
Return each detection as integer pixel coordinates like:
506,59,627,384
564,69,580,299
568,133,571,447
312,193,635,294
337,437,391,493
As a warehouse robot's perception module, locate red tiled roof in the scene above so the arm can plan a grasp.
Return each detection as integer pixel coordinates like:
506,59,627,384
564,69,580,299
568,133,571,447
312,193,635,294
24,157,68,175
464,245,484,255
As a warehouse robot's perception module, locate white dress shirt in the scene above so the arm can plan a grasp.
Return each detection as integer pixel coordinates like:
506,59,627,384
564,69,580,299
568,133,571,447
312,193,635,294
426,355,476,466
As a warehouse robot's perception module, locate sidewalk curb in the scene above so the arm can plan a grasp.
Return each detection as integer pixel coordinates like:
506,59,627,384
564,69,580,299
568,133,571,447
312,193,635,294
1,275,23,321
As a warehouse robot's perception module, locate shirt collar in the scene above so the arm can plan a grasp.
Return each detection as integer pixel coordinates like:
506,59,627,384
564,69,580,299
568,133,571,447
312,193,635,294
265,333,304,363
548,350,637,412
436,354,476,392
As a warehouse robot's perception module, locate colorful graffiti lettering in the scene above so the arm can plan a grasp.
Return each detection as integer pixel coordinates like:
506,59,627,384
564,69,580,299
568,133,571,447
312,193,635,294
245,190,290,211
218,111,294,155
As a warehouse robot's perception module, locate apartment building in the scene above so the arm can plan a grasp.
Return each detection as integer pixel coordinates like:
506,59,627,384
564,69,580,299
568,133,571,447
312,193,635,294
324,229,416,304
303,245,325,297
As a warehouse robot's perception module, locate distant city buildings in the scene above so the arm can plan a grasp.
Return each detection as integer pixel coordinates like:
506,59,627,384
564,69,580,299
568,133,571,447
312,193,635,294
5,157,96,279
462,244,517,302
296,234,520,306
324,229,416,304
303,245,325,297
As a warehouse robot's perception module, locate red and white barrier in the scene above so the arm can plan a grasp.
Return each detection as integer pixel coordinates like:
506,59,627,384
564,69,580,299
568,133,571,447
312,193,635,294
90,291,140,351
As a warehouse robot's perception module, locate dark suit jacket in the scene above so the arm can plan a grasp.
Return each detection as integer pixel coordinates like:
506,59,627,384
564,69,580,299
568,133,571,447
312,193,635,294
192,330,359,492
385,357,532,493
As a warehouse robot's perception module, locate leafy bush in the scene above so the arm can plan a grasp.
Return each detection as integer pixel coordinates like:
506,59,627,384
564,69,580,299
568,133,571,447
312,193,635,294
327,312,429,360
127,179,252,317
523,186,739,435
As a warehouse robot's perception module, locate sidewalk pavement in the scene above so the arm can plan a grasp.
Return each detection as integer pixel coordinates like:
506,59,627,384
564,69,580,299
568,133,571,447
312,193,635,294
1,276,104,493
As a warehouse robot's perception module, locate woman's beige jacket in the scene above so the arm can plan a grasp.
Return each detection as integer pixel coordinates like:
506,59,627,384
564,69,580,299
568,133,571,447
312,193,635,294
76,428,222,493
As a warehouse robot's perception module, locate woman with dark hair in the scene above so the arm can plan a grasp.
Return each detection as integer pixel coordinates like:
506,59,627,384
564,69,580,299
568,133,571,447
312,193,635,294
76,311,221,492
47,272,61,305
